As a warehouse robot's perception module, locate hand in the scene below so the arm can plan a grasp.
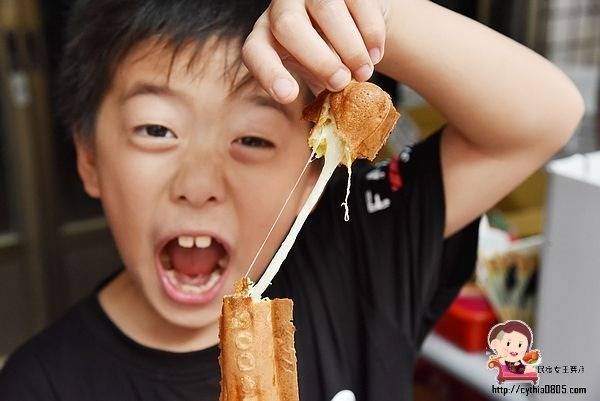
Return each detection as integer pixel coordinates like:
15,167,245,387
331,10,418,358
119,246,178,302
331,390,356,401
243,0,390,103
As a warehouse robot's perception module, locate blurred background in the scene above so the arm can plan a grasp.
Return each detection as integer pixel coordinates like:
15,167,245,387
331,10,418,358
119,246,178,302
0,0,598,400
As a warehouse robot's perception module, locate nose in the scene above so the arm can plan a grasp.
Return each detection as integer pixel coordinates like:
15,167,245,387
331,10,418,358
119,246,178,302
170,144,226,208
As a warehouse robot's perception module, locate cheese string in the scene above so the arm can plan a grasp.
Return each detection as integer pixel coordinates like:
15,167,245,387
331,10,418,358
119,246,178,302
341,163,352,222
243,151,316,280
250,125,344,298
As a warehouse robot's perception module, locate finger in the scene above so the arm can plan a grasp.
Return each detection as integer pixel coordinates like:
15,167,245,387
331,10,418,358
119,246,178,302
331,390,356,401
269,0,351,91
346,0,387,64
283,58,326,95
307,0,373,81
242,12,300,103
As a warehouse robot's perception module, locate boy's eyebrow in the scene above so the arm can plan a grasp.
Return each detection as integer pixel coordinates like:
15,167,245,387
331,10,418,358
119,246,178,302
120,82,185,103
245,93,296,122
120,83,297,122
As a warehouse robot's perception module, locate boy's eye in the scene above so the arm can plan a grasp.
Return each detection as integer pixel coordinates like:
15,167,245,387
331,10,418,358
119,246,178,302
235,136,274,148
136,124,176,139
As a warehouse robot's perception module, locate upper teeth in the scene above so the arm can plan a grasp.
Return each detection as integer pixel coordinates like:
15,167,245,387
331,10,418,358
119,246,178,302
195,236,211,248
177,235,212,249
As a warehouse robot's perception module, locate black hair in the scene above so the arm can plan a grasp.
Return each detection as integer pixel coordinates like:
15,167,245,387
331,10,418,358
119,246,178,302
59,0,269,138
487,320,533,354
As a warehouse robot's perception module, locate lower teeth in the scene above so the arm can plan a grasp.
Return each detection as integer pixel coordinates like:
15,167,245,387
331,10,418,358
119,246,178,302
165,268,222,295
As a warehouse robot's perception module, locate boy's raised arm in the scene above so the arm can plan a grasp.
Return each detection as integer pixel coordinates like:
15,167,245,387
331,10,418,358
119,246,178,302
243,0,584,238
377,0,584,237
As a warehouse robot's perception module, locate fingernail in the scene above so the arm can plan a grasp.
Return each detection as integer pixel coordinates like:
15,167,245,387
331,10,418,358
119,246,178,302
369,47,382,64
272,78,294,100
328,68,351,91
354,63,374,82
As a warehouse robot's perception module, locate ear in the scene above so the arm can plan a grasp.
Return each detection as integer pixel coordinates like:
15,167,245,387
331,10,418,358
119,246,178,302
490,339,501,352
73,132,101,198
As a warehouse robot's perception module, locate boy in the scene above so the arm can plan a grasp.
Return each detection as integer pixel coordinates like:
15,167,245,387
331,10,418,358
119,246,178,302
0,0,583,400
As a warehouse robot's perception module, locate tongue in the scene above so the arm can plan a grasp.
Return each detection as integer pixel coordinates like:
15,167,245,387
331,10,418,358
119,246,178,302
165,241,224,277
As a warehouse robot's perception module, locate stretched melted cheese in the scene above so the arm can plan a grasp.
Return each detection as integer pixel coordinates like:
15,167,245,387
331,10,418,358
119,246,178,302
249,116,350,299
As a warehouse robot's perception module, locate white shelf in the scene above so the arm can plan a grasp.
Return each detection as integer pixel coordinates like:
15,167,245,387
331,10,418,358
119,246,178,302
420,333,528,401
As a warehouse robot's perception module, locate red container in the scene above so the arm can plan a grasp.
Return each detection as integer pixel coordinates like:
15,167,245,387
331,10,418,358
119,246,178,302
434,287,497,352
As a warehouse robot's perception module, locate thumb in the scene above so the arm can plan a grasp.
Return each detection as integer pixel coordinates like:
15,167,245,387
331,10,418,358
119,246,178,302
331,390,356,401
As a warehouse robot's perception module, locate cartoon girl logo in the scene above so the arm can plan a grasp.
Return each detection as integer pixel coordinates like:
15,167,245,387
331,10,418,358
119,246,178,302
486,320,541,384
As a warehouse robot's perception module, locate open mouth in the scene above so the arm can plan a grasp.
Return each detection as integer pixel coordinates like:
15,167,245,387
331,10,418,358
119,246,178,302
510,352,518,357
156,233,230,305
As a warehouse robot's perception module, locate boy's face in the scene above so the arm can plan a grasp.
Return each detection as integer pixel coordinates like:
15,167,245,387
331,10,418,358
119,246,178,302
75,39,318,329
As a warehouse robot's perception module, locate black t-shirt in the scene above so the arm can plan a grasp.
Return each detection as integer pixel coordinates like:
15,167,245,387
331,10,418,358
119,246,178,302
0,131,480,401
